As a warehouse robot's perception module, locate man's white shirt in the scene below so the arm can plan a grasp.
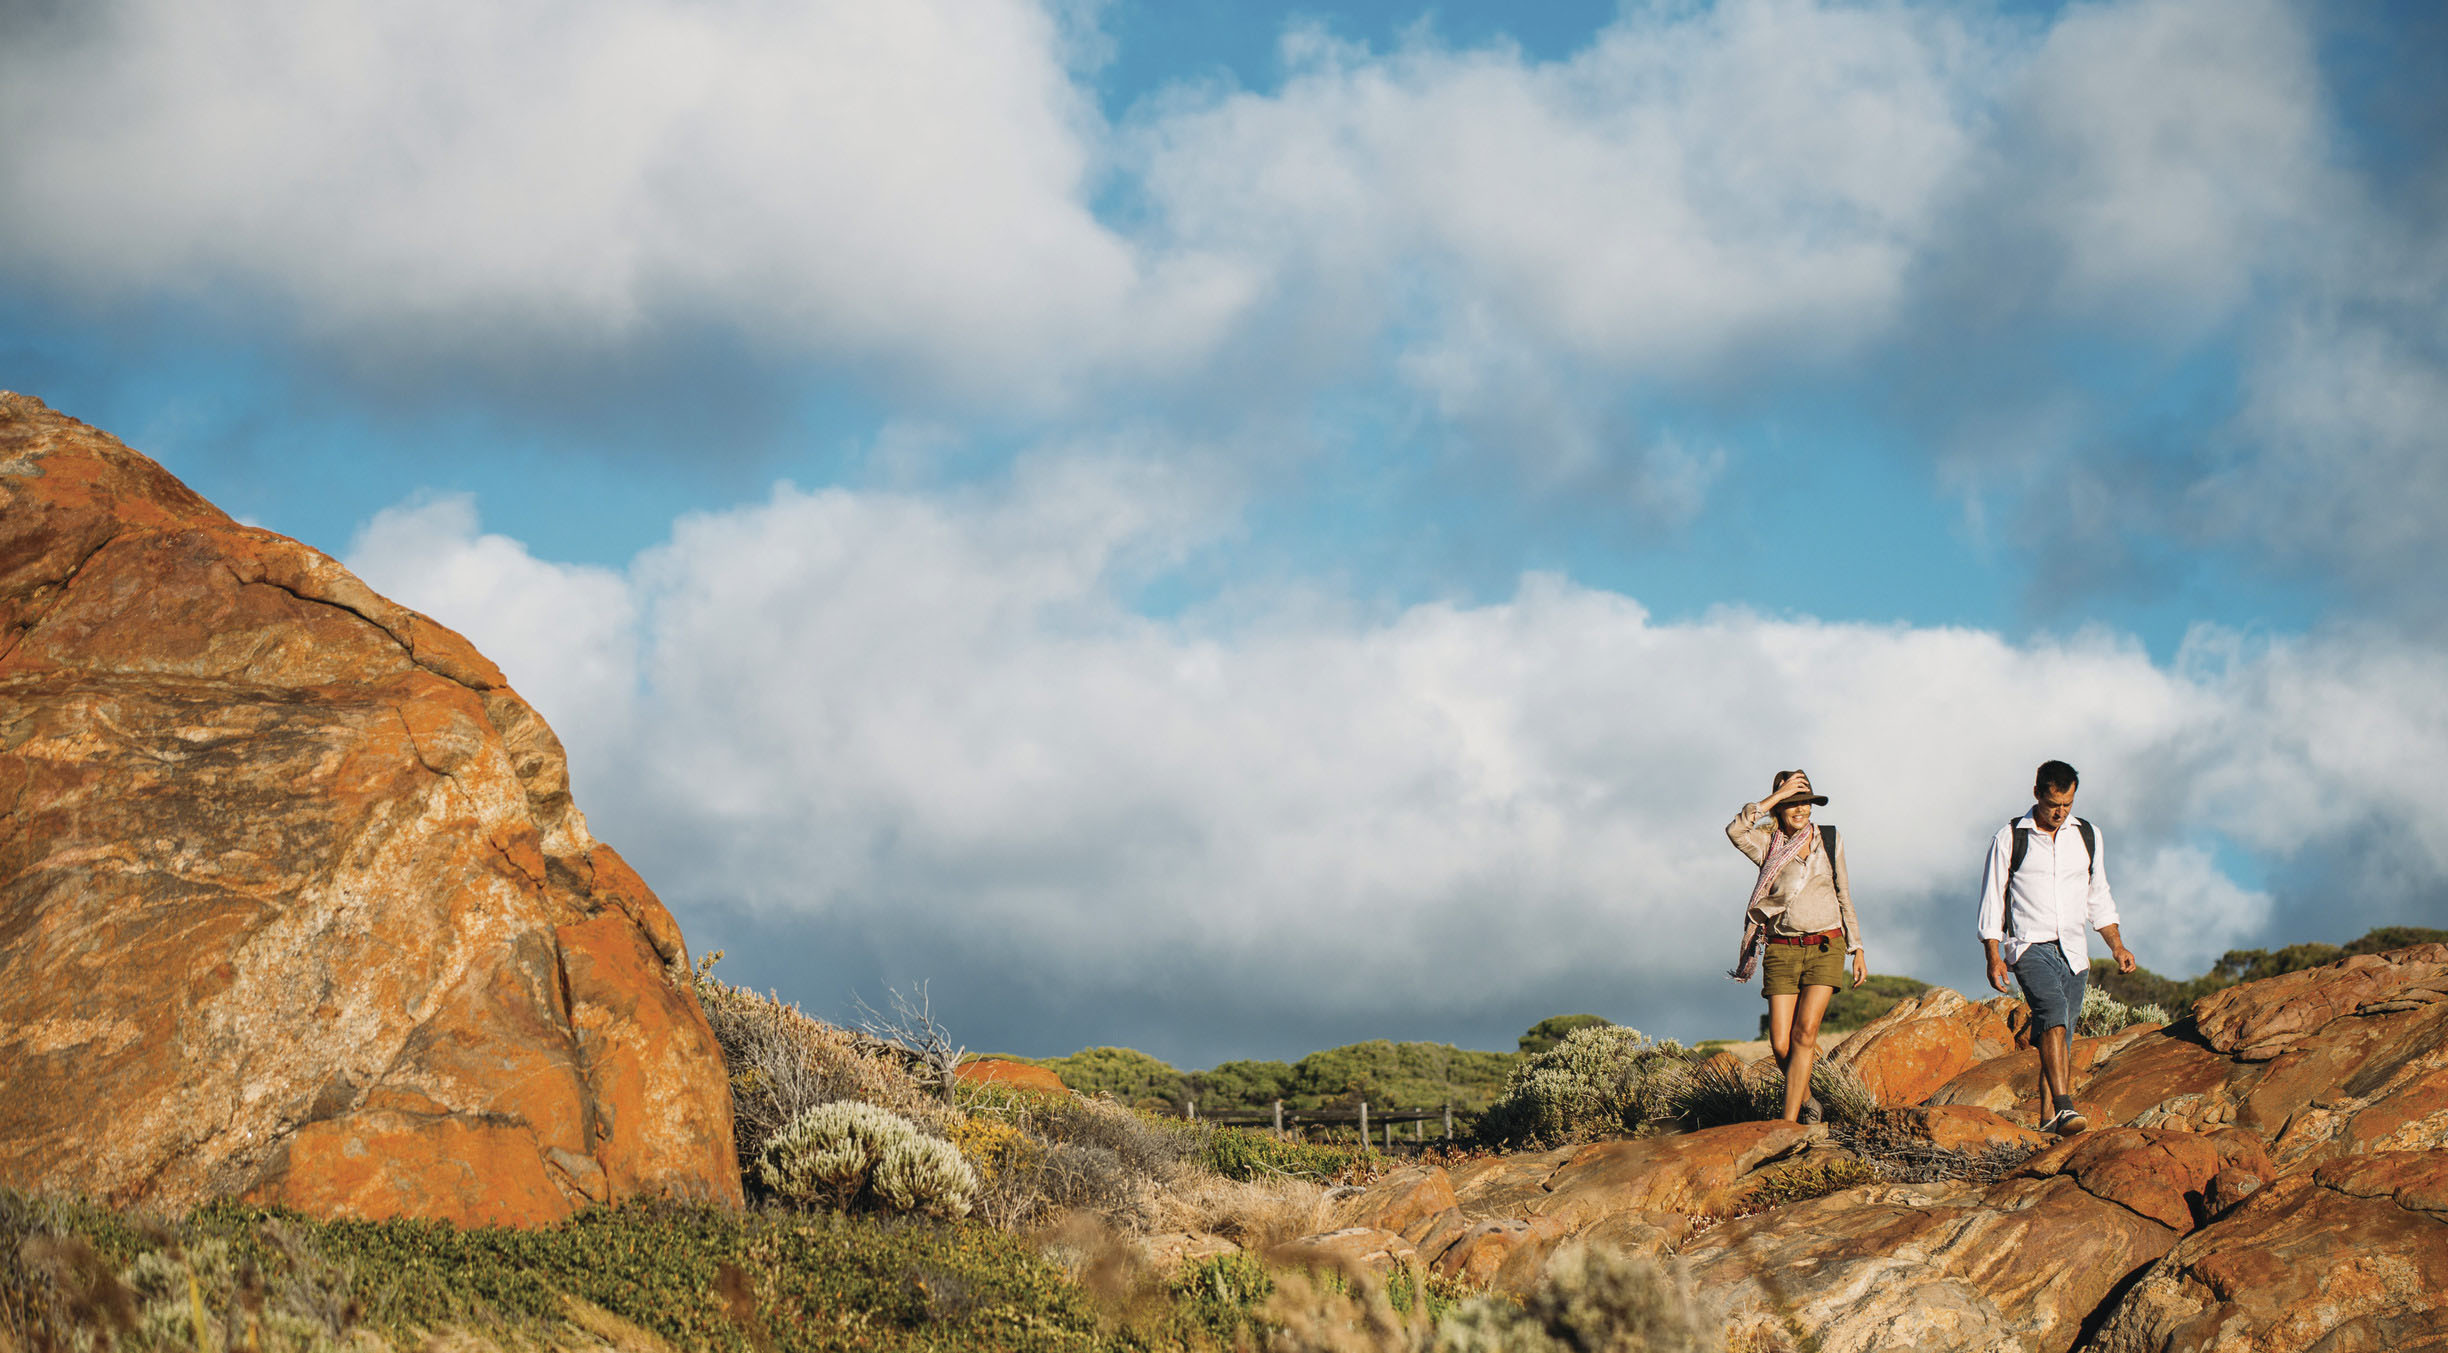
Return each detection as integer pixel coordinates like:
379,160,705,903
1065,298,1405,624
1975,812,2120,966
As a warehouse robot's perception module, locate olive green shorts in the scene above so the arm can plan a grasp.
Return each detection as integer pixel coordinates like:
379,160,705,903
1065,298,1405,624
1761,939,1847,996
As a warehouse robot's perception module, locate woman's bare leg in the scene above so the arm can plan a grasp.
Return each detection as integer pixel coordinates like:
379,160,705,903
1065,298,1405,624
1765,992,1798,1067
1782,984,1836,1122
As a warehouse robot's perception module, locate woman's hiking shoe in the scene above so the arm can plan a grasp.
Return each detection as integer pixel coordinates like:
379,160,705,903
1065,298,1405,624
1798,1096,1824,1125
2043,1107,2090,1135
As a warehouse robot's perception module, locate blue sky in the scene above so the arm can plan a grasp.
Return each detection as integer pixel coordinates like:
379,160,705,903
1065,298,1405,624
5,0,2443,1066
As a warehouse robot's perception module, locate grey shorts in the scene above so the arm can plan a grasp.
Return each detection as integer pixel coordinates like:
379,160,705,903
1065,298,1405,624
2013,941,2087,1032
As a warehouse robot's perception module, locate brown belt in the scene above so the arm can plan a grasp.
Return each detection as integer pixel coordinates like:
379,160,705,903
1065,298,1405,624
1768,929,1842,949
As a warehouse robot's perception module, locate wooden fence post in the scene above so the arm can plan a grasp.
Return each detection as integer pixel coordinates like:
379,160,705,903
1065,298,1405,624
1273,1100,1284,1133
1359,1101,1368,1146
1444,1103,1452,1140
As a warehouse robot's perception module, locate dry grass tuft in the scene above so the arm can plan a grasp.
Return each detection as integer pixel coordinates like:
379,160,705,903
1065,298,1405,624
1144,1173,1340,1252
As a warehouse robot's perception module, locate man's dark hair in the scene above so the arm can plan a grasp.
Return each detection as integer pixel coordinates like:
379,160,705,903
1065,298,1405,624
2035,760,2079,795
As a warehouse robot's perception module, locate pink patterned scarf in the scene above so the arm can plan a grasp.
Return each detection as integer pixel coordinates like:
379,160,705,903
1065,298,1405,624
1728,820,1816,982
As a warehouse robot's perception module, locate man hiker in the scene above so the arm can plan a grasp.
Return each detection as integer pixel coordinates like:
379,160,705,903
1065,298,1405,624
1975,759,2138,1135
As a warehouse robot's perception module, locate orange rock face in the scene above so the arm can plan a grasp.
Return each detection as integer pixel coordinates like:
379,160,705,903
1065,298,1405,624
2090,1150,2448,1352
952,1058,1069,1095
1829,987,2021,1108
0,394,741,1224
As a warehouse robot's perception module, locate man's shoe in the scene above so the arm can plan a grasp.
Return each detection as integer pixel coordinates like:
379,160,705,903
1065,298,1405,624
1798,1096,1824,1125
2043,1107,2090,1136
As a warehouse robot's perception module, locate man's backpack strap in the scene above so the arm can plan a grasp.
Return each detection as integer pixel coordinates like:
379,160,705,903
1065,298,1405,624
2002,816,2097,941
2004,822,2029,938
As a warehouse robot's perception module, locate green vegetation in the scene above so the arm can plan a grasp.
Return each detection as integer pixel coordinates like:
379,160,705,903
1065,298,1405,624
2075,985,2170,1039
1199,1127,1379,1184
2,1190,1122,1353
2090,924,2448,1017
757,1102,980,1218
1016,1038,1521,1118
1475,1024,1693,1147
1033,1046,1193,1112
1516,1014,1609,1056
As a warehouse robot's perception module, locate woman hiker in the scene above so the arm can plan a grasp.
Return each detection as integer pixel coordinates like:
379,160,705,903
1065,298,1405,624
1726,769,1868,1123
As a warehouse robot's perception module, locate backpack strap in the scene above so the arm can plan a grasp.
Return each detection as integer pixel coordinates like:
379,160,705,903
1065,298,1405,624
2003,821,2031,939
2076,818,2096,880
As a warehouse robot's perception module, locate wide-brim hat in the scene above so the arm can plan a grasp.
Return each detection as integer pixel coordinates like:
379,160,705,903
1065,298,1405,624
1773,770,1829,806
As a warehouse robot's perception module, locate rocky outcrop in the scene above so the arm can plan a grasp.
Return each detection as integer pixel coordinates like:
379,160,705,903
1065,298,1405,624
1320,945,2448,1346
0,393,741,1224
1679,1127,2273,1353
2089,1150,2448,1352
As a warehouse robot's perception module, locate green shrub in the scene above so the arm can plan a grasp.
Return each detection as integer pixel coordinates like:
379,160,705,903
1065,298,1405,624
1201,1128,1375,1183
2075,985,2171,1039
1433,1245,1709,1353
1034,1047,1191,1110
758,1102,978,1218
952,1084,1203,1229
1475,1024,1690,1147
1517,1015,1609,1056
693,953,955,1179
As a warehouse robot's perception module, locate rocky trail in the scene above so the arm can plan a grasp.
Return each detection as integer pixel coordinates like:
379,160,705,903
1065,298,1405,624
1203,943,2448,1351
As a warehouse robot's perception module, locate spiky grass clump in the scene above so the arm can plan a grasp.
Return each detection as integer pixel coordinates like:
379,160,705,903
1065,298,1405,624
1654,1055,1877,1129
1833,1109,2047,1184
758,1102,979,1219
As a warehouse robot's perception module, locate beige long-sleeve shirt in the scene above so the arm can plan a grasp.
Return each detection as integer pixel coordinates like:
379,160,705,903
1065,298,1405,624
1727,803,1863,953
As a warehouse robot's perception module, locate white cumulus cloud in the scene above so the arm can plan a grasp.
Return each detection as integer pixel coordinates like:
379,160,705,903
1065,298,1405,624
345,457,2448,1058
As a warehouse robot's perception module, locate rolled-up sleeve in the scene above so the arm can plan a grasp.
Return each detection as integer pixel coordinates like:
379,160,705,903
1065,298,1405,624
1975,828,2011,942
2086,824,2120,932
1726,804,1771,865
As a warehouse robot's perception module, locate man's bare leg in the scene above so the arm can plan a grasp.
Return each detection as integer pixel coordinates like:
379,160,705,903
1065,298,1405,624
1782,984,1835,1122
2036,1024,2086,1130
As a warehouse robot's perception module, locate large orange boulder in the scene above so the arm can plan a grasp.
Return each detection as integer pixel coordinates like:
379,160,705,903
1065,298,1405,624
1829,987,2022,1108
0,394,741,1224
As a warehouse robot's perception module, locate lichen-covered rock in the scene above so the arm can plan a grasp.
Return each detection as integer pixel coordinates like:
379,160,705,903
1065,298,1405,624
0,393,739,1224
